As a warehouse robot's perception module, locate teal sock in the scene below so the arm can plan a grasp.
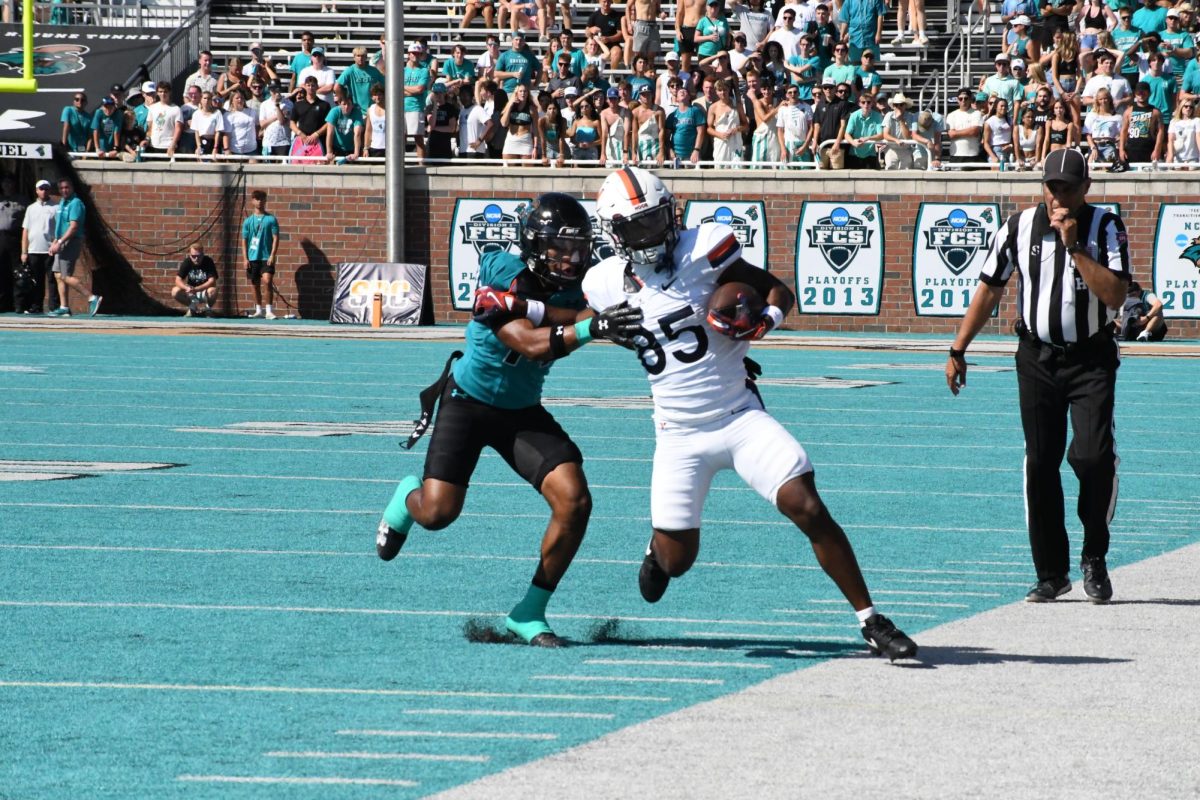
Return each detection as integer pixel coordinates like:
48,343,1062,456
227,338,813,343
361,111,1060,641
505,584,555,642
383,475,421,533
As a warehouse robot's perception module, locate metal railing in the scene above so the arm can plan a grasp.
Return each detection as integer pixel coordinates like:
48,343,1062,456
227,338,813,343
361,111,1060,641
26,0,197,28
121,0,211,92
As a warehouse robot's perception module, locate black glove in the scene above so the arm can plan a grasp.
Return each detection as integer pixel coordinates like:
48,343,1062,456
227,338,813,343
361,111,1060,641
589,301,643,349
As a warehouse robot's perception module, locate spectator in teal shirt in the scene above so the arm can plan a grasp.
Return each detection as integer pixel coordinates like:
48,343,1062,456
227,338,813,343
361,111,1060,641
823,44,859,97
405,44,432,161
48,178,100,318
325,94,365,162
441,44,476,95
787,37,822,103
91,98,122,157
839,0,887,63
667,86,707,164
855,49,883,95
337,46,385,112
1142,51,1176,118
843,91,884,167
495,32,538,93
60,93,92,152
288,31,316,93
696,0,730,59
1131,0,1167,35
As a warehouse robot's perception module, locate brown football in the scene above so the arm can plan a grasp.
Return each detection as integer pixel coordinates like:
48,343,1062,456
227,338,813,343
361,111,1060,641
707,281,765,337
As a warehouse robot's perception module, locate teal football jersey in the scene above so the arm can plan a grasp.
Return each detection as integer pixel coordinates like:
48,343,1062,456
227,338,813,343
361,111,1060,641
452,251,586,409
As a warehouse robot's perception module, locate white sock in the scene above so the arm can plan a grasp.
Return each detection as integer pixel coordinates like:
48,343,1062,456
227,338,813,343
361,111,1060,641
265,304,274,314
856,606,877,627
254,305,262,313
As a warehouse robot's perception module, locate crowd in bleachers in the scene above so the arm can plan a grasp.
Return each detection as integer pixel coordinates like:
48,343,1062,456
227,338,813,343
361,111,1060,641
55,0,1200,169
963,0,1200,170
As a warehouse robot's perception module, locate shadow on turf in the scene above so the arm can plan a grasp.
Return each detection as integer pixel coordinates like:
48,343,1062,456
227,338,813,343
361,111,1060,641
463,618,863,660
904,645,1132,669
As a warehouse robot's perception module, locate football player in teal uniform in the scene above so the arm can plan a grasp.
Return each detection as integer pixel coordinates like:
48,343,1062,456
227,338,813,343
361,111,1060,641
376,193,642,647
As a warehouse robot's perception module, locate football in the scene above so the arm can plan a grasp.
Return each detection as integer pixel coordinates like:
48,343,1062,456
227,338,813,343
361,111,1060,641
707,281,765,338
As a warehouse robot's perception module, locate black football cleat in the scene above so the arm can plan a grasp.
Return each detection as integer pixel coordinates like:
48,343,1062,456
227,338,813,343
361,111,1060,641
1081,557,1113,604
638,552,670,603
1025,576,1072,602
375,517,408,561
528,632,568,648
861,614,918,661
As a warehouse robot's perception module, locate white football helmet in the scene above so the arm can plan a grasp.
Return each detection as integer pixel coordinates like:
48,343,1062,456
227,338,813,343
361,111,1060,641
595,166,678,270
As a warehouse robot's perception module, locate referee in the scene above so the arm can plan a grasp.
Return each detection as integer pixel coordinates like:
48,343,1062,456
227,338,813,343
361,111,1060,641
946,149,1130,604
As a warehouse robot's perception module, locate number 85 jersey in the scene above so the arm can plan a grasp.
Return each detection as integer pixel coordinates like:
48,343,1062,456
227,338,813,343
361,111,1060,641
583,222,761,426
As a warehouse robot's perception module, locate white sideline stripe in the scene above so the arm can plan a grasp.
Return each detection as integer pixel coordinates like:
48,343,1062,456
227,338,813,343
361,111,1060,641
870,590,1001,598
177,775,418,787
265,750,489,763
338,730,557,741
0,680,669,703
807,599,969,608
403,709,616,720
0,550,1039,583
583,659,772,670
533,675,724,686
0,600,853,628
773,608,939,619
682,631,860,643
0,544,369,558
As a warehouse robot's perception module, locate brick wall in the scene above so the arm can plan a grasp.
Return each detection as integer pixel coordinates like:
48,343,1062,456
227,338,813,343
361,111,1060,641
72,163,1200,337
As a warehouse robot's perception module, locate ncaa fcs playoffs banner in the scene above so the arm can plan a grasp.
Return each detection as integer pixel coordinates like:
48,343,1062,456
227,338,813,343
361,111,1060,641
795,202,883,315
1153,204,1200,318
330,263,426,325
683,201,768,269
578,199,618,268
912,203,1000,317
449,198,532,311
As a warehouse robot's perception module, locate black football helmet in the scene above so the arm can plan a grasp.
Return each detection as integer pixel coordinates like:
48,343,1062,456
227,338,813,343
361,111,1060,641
519,192,593,289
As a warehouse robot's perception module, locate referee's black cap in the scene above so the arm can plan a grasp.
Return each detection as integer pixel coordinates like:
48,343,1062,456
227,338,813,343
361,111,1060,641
1042,149,1089,187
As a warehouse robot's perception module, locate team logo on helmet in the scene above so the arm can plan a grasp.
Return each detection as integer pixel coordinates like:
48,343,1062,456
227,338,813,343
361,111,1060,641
459,202,526,256
807,206,872,273
701,205,759,249
923,207,993,275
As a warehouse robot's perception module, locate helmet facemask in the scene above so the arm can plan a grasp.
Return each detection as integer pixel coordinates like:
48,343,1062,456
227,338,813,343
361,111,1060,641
602,198,678,271
528,231,593,288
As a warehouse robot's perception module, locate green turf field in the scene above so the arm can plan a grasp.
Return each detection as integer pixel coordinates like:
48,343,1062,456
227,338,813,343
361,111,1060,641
1,328,1196,798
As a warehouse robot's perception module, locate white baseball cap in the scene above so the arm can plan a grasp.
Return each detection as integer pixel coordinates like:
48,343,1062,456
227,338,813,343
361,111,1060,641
141,80,157,94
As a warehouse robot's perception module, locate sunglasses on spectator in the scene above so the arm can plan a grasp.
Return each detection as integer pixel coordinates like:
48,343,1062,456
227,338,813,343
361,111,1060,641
836,87,848,93
73,96,85,102
835,47,847,52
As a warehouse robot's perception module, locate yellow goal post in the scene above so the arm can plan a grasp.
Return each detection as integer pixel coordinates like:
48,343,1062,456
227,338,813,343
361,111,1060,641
0,0,38,93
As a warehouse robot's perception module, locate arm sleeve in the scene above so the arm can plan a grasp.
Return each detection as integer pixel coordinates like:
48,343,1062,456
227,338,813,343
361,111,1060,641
1100,213,1131,280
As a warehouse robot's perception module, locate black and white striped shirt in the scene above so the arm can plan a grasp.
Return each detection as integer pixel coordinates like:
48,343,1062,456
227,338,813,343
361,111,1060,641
979,203,1130,345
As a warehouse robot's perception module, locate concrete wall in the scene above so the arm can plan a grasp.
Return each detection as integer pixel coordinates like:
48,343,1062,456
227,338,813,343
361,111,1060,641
71,162,1200,337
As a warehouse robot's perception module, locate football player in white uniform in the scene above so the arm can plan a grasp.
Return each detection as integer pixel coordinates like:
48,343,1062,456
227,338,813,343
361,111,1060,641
585,166,917,661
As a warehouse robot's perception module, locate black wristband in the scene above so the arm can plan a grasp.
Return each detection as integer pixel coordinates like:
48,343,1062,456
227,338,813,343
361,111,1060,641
1066,242,1084,255
949,347,966,359
548,325,569,359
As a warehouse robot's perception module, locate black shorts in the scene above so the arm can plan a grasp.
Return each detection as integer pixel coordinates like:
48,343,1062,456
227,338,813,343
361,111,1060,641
423,378,583,490
246,260,275,282
1125,138,1154,164
677,26,696,55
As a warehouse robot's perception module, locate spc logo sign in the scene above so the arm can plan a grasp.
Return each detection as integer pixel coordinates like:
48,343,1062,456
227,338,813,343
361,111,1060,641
683,201,767,269
449,198,531,311
1153,204,1200,318
912,203,999,317
795,202,883,315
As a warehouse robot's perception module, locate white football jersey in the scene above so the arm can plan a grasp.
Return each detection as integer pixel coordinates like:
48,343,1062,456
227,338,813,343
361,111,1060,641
584,222,760,425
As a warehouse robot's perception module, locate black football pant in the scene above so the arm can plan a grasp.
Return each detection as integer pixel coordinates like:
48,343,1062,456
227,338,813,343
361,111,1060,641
1015,337,1120,582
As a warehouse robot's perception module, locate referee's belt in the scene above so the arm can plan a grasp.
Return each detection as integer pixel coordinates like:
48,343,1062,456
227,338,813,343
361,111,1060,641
1016,321,1114,358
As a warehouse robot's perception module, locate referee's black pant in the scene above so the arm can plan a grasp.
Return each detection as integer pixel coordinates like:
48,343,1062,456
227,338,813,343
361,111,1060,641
1015,335,1120,582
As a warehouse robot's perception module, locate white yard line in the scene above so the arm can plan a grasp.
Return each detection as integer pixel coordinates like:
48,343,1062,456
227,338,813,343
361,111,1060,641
583,659,772,670
177,775,418,787
338,730,556,741
265,750,488,763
